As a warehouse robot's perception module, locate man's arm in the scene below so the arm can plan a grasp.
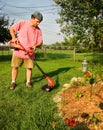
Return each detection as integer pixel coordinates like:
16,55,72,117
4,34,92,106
32,41,43,51
9,26,17,42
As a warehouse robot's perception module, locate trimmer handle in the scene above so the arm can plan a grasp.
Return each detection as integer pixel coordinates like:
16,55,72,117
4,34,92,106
9,40,23,50
9,40,34,55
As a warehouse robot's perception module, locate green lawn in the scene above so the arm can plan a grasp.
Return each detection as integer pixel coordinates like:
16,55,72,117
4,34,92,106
0,50,102,130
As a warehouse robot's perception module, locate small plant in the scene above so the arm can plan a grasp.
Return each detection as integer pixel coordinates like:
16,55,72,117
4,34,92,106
84,71,95,85
74,91,84,99
84,71,96,98
89,113,101,125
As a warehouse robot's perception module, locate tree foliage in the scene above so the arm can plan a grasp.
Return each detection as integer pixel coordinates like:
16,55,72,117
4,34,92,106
54,0,103,50
0,16,11,43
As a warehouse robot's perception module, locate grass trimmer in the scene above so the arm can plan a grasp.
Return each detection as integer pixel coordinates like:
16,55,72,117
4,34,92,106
9,40,55,91
34,61,55,91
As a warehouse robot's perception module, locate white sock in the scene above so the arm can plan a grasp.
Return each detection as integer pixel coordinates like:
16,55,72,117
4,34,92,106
27,81,30,83
12,81,15,83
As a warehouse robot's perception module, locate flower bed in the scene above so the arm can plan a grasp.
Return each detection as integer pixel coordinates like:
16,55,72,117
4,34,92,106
53,76,103,130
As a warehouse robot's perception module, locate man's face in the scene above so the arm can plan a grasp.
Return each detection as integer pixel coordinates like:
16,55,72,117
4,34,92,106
31,18,41,27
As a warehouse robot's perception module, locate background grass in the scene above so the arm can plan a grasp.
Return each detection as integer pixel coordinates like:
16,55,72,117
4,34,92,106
0,50,102,130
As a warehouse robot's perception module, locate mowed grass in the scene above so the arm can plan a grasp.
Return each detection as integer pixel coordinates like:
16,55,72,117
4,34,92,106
0,50,102,130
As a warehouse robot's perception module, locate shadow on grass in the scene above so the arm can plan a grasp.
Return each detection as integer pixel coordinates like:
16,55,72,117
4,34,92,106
0,55,12,62
0,52,72,62
36,52,73,60
45,52,72,59
32,66,73,90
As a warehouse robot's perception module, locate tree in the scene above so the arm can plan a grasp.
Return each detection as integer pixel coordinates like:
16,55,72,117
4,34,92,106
54,0,103,50
0,16,11,43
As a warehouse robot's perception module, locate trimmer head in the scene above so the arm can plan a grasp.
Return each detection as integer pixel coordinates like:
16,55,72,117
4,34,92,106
41,84,54,92
45,76,55,88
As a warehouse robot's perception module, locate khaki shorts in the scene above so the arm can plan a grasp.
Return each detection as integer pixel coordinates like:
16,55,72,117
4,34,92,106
11,54,34,68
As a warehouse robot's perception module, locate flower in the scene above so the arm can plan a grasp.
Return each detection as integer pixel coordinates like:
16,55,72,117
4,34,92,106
84,72,91,77
64,118,77,126
71,77,78,82
84,71,95,84
70,77,85,88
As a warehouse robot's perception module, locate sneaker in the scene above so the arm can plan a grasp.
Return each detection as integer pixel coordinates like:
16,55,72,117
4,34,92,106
26,82,32,88
9,82,16,90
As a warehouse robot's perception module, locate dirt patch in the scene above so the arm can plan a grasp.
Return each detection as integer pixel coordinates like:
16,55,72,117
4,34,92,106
53,81,103,130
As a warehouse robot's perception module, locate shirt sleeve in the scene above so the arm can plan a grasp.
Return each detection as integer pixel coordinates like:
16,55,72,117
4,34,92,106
12,20,25,32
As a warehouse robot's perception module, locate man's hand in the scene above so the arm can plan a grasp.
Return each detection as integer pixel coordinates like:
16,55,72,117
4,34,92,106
25,48,34,55
32,46,36,51
9,40,23,50
11,38,18,43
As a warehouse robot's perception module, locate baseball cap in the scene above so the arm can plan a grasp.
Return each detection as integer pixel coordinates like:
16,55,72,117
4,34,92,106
31,11,43,21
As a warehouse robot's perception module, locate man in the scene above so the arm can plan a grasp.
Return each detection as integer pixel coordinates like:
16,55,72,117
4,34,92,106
9,11,43,90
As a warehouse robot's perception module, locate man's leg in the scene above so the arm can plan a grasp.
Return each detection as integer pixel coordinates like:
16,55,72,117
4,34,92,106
12,67,18,82
26,68,32,83
10,54,22,90
26,68,33,88
10,67,18,90
24,59,34,88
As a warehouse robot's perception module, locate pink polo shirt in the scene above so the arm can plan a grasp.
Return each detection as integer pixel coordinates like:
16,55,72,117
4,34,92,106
12,20,43,59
